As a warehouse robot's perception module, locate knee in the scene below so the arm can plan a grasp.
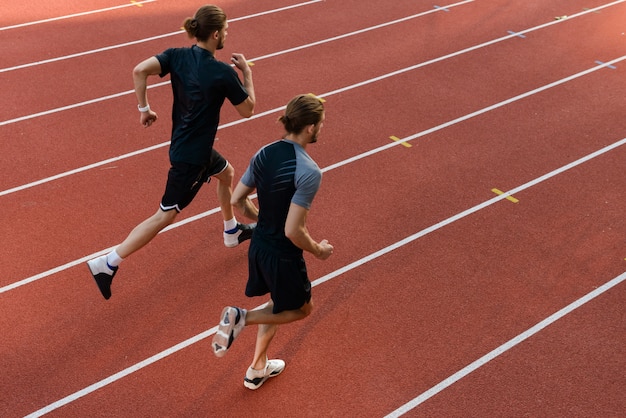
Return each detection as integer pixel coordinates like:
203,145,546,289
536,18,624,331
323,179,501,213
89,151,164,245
219,163,234,184
155,209,177,227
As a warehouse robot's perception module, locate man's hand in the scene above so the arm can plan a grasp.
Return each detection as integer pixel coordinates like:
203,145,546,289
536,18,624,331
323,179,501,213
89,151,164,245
140,110,158,128
315,239,334,260
231,53,251,73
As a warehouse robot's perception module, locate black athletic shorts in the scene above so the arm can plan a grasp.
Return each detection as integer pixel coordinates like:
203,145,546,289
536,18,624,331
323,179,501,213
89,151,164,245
160,149,227,212
245,241,312,314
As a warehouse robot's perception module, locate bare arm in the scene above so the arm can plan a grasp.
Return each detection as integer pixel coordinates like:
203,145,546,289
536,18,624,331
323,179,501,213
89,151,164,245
132,56,161,127
231,53,255,118
231,180,259,222
285,203,333,260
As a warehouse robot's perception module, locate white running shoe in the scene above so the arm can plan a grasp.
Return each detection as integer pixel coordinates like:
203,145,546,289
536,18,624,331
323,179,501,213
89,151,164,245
243,359,285,390
212,306,246,357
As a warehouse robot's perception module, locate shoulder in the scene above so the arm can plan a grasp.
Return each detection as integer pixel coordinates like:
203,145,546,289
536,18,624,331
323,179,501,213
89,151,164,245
156,47,188,65
295,149,321,187
295,146,320,172
157,47,186,58
215,60,239,78
260,139,294,153
291,147,321,209
251,140,285,161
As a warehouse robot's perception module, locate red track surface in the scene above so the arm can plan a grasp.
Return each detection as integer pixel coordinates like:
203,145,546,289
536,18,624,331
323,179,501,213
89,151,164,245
1,0,624,416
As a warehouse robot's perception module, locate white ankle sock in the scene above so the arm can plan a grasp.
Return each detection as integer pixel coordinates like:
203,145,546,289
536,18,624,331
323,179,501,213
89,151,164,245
224,218,237,231
106,250,123,268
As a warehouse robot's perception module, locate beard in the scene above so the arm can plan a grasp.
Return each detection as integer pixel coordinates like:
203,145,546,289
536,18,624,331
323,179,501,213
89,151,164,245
310,126,320,143
216,34,225,50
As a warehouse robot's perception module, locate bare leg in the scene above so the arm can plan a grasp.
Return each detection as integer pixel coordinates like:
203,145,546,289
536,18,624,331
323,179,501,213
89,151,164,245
212,163,235,222
246,301,313,325
246,300,313,369
250,324,278,369
213,163,259,222
115,208,178,259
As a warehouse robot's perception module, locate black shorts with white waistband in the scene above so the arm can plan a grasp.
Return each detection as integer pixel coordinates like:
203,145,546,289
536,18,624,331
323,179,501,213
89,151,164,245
160,149,228,212
245,241,312,314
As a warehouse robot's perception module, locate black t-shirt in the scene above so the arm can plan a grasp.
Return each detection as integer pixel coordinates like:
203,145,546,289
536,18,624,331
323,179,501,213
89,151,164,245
156,45,249,165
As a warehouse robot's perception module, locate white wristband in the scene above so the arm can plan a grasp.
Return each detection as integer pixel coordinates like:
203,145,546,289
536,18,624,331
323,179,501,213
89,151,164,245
138,104,150,113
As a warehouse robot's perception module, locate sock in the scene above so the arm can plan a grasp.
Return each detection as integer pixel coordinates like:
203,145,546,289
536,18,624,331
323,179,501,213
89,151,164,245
224,218,237,232
106,250,123,268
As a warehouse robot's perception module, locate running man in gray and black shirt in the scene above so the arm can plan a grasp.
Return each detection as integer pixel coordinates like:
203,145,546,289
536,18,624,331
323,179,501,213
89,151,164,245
212,94,334,390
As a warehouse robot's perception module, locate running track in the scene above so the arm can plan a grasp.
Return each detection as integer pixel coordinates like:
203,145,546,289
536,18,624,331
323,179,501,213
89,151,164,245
1,0,624,416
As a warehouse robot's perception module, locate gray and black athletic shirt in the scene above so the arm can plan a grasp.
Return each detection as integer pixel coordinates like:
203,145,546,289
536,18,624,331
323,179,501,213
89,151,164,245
241,139,322,255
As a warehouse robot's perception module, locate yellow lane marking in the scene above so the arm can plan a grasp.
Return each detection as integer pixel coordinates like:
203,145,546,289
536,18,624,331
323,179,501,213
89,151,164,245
390,135,412,148
492,188,519,203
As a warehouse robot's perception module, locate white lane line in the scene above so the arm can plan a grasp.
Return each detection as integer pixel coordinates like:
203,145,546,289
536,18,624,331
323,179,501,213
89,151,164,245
318,54,626,169
0,0,157,31
1,56,624,293
225,0,323,21
0,0,619,127
240,0,474,63
385,272,626,417
317,137,626,287
0,0,323,73
22,138,626,416
1,38,623,199
0,0,476,195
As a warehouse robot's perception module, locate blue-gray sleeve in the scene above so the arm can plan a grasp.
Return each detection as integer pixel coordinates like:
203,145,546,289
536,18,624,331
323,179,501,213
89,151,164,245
240,152,258,188
292,156,322,210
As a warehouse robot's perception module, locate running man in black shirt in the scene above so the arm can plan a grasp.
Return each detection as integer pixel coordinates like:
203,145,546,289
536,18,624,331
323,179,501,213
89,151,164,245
87,5,258,299
211,94,334,390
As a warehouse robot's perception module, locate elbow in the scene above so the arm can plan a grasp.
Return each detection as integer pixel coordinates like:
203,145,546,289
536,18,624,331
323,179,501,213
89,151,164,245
236,108,254,119
237,98,255,118
240,106,255,119
231,196,244,208
284,225,298,242
132,65,149,81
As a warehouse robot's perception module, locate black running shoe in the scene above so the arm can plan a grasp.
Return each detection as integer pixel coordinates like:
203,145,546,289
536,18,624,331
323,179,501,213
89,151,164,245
87,255,118,300
223,223,256,247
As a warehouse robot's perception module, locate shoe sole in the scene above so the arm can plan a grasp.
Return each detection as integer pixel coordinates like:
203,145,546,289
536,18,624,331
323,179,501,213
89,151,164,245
223,240,239,248
212,307,239,357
